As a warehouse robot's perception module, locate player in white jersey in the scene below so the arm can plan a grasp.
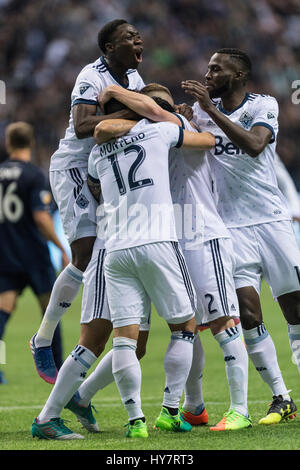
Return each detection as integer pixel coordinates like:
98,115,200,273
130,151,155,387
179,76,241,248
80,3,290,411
62,84,249,433
31,88,215,439
30,20,145,387
86,97,215,438
182,48,299,424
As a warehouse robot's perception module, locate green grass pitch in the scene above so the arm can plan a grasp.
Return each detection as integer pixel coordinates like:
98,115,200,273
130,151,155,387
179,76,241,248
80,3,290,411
0,281,299,451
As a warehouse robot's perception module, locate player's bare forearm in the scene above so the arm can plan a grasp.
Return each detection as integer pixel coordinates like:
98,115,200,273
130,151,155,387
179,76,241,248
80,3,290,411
73,103,140,139
183,131,215,149
203,105,271,158
182,80,272,157
94,119,138,144
99,85,181,125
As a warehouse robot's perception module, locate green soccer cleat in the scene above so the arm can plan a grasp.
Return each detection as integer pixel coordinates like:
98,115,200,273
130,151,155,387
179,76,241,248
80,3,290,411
259,395,297,425
31,417,84,440
65,392,99,433
210,409,252,431
154,407,192,432
125,419,148,438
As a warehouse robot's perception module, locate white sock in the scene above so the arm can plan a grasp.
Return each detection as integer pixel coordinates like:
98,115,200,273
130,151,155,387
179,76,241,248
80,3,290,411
112,337,144,421
183,333,205,414
38,345,97,423
214,327,249,417
35,264,83,348
288,323,300,374
163,331,194,410
77,349,114,407
243,323,290,399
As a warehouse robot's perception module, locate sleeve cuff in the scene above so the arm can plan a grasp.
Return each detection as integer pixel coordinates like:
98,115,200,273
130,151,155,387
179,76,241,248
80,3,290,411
251,121,275,143
175,126,184,148
72,98,98,107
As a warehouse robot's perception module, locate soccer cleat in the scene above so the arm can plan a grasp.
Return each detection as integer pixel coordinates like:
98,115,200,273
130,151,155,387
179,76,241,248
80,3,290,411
154,407,192,432
179,406,209,426
258,395,297,425
29,334,58,384
210,409,252,431
65,392,99,432
124,419,148,438
0,370,7,384
31,417,84,440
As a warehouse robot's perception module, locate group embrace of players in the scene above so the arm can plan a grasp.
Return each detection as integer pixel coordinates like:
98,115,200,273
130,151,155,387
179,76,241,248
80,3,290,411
2,19,300,440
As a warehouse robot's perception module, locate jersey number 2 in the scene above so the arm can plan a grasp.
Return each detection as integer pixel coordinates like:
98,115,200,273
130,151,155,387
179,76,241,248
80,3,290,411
108,144,153,195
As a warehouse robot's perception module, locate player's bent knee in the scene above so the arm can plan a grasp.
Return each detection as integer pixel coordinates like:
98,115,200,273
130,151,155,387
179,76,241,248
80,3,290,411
209,316,235,336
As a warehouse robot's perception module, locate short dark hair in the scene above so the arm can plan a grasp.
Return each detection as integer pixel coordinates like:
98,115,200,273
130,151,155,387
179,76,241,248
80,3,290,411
151,96,175,113
104,97,127,114
216,48,252,81
5,122,34,149
98,19,128,53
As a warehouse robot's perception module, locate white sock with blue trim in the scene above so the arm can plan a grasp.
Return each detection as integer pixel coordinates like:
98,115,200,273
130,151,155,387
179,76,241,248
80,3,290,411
112,337,144,421
288,323,300,374
163,330,194,410
37,345,97,422
182,333,206,414
35,263,83,347
243,323,290,399
214,327,249,417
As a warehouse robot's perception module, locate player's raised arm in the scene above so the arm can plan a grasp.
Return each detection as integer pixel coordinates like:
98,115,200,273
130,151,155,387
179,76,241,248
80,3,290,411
98,85,182,126
73,103,140,140
182,80,272,158
182,130,215,150
93,119,139,144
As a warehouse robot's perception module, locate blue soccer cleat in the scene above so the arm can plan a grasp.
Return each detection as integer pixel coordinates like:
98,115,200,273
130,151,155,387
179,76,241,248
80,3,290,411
0,370,7,384
65,392,100,433
29,334,58,384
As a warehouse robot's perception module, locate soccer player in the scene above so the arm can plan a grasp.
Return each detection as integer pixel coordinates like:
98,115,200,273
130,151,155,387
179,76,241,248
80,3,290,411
96,83,251,431
182,48,299,424
31,91,215,439
30,19,145,384
0,122,68,384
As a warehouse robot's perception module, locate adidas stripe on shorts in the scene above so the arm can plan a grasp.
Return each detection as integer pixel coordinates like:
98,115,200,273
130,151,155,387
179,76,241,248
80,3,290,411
182,237,240,325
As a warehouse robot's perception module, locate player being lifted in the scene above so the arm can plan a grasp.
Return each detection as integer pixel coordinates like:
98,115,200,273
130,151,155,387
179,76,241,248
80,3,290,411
30,19,145,384
182,48,299,424
31,90,216,439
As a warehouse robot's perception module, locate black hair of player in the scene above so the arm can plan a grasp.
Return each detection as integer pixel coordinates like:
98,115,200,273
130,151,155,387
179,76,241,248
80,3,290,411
98,19,128,54
151,96,175,113
216,48,252,82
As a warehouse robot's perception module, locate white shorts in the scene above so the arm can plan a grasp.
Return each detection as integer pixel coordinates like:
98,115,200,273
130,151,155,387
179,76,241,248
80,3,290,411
81,239,151,330
183,238,239,326
229,220,300,298
104,241,195,328
50,168,97,244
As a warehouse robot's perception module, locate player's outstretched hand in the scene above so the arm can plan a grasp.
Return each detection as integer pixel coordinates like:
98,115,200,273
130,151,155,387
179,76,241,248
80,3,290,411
181,80,212,112
175,103,193,121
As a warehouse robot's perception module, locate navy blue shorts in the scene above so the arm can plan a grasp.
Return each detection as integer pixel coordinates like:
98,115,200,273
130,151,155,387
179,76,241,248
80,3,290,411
0,264,56,296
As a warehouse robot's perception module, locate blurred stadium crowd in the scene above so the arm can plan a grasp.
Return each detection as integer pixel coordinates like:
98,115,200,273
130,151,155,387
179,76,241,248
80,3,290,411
1,0,300,186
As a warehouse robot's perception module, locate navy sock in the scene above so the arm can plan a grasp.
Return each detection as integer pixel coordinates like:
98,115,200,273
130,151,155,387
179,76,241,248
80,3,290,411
0,310,10,340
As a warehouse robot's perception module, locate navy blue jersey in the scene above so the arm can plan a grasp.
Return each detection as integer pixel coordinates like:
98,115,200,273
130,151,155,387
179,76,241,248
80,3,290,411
0,159,53,273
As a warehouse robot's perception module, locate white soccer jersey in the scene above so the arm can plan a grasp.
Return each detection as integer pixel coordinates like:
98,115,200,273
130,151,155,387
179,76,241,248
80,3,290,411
192,94,291,228
88,119,184,252
169,114,230,249
50,56,145,171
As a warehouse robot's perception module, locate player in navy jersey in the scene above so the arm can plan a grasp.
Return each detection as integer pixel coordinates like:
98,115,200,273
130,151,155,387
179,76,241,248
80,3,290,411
0,122,68,384
182,48,299,424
